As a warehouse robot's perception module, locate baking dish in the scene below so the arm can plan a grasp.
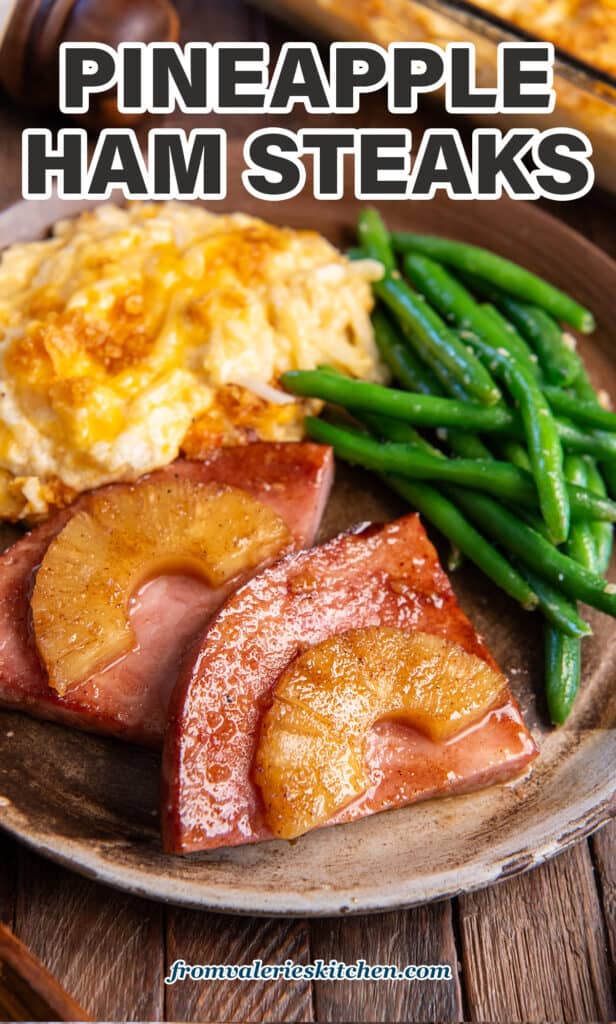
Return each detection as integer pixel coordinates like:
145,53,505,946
254,0,616,194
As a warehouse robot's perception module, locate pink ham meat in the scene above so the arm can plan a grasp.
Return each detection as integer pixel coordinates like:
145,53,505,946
162,514,537,853
0,443,334,746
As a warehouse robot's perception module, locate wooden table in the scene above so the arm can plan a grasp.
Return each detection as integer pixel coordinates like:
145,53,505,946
0,1,615,1020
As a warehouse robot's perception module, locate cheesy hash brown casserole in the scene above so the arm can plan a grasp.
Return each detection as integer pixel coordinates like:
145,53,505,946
0,202,383,520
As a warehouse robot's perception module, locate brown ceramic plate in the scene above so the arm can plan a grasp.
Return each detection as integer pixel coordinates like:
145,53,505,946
0,185,615,916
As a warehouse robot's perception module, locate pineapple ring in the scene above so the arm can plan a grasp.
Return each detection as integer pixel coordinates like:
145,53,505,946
31,478,291,695
255,627,506,839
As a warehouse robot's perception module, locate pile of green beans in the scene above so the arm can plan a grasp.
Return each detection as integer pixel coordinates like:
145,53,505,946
282,210,614,724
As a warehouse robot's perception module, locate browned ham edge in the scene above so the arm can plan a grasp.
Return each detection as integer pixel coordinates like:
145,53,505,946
162,514,537,854
0,443,334,746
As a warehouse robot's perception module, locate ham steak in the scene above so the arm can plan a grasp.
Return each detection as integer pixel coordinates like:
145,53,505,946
0,443,334,746
162,514,537,854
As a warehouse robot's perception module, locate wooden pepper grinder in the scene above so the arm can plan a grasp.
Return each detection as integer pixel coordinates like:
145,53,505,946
0,0,180,125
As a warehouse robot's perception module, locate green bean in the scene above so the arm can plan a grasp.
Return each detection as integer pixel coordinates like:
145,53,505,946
361,418,499,584
376,300,484,403
544,388,616,433
372,271,470,404
533,442,592,723
516,508,555,540
585,459,614,574
369,424,587,630
283,371,616,522
384,475,538,609
363,412,499,497
395,323,475,401
359,411,430,449
371,315,500,453
543,454,588,727
374,272,501,405
392,232,595,333
316,363,346,377
365,412,522,486
478,304,542,383
283,369,616,466
447,487,616,617
456,274,575,388
573,369,602,405
545,627,581,725
378,289,536,464
365,412,493,469
601,463,616,502
494,440,531,472
569,374,616,479
403,253,570,544
304,416,616,524
447,545,464,572
544,453,601,725
455,269,502,304
346,246,369,262
500,417,616,462
281,370,510,430
515,565,591,638
556,420,616,461
372,309,441,395
563,457,598,572
497,299,581,386
317,355,537,476
444,431,493,460
357,208,396,271
567,482,616,524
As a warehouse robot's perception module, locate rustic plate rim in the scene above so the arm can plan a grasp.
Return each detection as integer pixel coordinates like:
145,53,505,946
0,190,615,916
1,752,614,916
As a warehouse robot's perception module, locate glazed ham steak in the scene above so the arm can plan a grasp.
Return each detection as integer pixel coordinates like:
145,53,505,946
162,514,537,854
0,443,334,746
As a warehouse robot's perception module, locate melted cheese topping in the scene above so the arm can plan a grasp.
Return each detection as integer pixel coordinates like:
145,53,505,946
0,202,383,520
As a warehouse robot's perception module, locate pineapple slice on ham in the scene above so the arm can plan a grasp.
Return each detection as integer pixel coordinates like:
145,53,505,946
0,443,334,745
256,628,507,839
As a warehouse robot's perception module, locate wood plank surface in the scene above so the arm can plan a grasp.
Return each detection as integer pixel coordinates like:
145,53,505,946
592,820,616,990
165,911,313,1022
14,849,165,1021
0,833,16,930
458,842,615,1022
0,922,91,1022
0,104,23,211
311,904,463,1022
